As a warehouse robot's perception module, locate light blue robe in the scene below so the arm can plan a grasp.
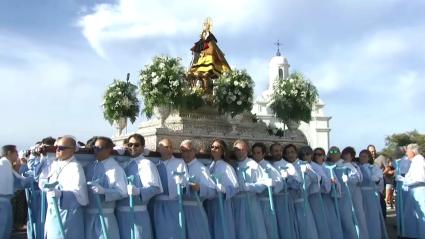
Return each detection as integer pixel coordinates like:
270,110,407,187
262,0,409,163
24,155,44,239
116,155,162,239
44,156,89,239
400,154,425,238
334,160,368,239
84,156,128,239
258,159,283,239
394,157,410,237
309,162,332,239
291,160,319,239
272,159,299,239
205,159,239,239
233,157,267,239
321,163,344,239
184,159,215,239
359,164,388,239
152,156,188,239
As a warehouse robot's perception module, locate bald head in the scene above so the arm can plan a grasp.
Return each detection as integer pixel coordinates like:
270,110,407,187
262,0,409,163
158,138,173,160
56,136,77,160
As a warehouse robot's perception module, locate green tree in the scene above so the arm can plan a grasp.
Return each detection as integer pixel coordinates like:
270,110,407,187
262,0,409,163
382,130,425,158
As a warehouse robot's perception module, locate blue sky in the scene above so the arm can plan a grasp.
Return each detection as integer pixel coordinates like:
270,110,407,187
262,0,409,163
1,0,424,152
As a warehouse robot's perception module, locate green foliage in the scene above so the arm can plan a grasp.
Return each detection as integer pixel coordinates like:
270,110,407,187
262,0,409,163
139,56,185,118
215,69,254,117
139,56,255,118
270,72,318,123
102,79,140,124
382,130,425,157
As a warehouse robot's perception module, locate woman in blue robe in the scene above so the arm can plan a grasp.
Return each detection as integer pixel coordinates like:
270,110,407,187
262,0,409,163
84,137,128,239
358,149,388,239
271,143,299,239
340,147,369,239
315,147,344,239
301,146,332,239
285,144,319,239
328,146,358,239
205,139,239,239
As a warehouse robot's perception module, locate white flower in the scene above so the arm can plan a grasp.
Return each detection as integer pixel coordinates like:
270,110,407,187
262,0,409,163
159,62,165,68
234,81,239,86
151,72,156,78
237,100,242,105
152,77,159,85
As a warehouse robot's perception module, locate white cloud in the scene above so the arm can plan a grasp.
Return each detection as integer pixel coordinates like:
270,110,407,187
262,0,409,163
77,0,265,58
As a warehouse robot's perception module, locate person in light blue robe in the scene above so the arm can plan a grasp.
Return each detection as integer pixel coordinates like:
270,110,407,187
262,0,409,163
205,139,239,239
180,140,215,239
116,134,163,239
152,138,188,239
358,149,388,239
284,145,319,239
300,146,332,239
252,142,282,239
340,147,369,239
84,137,128,239
43,136,89,239
23,149,43,239
327,146,358,239
1,145,34,239
271,143,299,239
397,144,425,239
232,140,267,239
313,147,343,239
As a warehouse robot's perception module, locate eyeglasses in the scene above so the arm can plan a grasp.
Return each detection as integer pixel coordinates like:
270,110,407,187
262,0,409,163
211,145,221,150
56,146,73,151
329,149,340,154
128,143,141,148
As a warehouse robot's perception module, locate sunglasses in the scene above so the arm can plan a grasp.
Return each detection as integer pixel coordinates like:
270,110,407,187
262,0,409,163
128,143,141,148
56,145,74,151
329,149,340,154
211,145,221,150
93,146,108,153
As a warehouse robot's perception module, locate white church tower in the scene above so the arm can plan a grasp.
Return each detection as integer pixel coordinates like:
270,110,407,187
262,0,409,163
251,42,332,150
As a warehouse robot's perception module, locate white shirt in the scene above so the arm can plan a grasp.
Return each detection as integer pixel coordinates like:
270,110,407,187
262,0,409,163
404,154,425,186
0,157,14,195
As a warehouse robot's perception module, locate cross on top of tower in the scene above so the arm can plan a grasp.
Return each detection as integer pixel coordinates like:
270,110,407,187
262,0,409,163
274,40,282,56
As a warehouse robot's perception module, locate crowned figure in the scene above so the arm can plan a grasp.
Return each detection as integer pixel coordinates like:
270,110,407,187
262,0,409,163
188,18,231,93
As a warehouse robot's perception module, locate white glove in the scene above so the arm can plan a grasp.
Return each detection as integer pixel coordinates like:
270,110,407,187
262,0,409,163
127,185,140,196
90,183,105,194
216,183,226,193
396,175,404,182
371,175,380,182
342,174,348,183
260,178,273,187
46,189,61,199
280,170,288,178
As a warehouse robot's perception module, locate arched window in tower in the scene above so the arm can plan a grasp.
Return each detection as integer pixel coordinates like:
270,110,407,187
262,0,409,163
278,68,283,79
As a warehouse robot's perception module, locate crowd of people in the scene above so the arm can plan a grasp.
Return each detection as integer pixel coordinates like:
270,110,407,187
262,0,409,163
1,135,424,239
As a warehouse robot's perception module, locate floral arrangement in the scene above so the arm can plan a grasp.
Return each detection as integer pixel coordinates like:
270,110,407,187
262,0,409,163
102,79,140,124
270,72,318,123
139,56,186,118
215,69,254,117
